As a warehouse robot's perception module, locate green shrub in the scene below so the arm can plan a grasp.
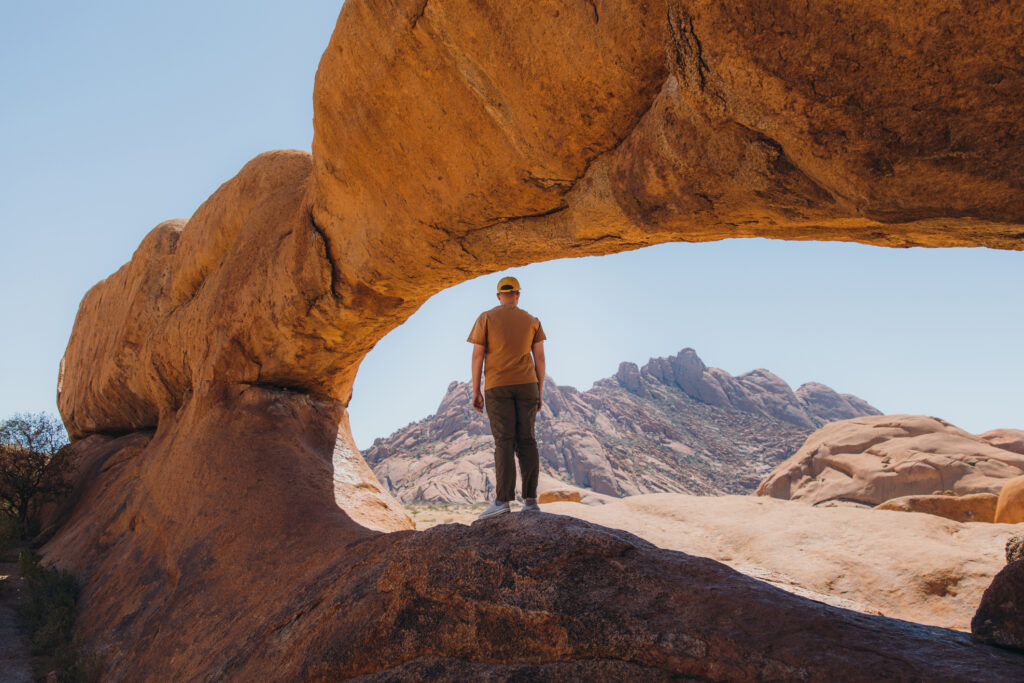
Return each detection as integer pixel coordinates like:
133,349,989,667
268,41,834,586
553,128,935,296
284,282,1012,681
18,551,79,655
16,551,102,681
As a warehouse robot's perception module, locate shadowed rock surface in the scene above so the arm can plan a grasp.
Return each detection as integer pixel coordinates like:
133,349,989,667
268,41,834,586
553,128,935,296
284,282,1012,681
47,0,1024,678
757,415,1024,506
366,348,878,503
973,560,1024,652
1009,535,1024,564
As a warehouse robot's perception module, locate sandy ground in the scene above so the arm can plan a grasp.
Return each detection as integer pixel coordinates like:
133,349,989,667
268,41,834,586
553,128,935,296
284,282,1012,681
404,493,1018,631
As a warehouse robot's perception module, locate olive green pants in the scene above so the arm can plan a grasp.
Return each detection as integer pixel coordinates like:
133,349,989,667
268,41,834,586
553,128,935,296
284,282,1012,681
484,382,540,502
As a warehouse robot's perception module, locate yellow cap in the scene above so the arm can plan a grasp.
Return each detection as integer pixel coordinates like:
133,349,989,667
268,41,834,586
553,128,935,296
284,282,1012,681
497,276,520,293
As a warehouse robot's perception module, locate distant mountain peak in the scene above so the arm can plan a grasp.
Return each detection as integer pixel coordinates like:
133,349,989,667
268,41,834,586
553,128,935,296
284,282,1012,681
367,347,880,504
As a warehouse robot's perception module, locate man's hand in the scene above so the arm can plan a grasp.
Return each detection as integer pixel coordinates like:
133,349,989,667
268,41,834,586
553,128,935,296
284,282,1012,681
471,343,486,413
532,340,546,412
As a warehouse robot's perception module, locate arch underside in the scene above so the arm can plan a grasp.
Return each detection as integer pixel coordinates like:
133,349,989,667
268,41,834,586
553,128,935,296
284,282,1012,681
46,1,1024,678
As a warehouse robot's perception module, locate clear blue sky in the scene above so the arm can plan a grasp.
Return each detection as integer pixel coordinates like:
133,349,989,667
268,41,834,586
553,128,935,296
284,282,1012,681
2,2,1021,449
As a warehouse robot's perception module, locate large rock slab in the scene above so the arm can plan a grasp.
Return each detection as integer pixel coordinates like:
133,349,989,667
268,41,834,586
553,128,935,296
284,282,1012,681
756,415,1024,506
543,493,1018,632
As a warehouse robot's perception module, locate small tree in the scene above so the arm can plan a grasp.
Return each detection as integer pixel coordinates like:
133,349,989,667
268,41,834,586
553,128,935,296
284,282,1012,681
0,412,72,533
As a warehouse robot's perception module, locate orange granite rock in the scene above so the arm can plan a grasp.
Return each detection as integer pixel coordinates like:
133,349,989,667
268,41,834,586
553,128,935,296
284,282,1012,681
996,476,1024,525
538,488,582,505
875,493,1000,524
48,0,1024,678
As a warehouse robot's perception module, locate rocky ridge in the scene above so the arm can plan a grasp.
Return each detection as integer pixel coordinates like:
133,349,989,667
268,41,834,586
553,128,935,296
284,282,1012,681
366,348,880,503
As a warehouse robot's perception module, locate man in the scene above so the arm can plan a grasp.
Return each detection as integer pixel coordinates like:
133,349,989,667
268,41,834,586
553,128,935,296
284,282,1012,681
467,275,547,519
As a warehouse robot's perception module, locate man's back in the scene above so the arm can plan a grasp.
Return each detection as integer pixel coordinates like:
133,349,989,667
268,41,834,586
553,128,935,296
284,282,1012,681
467,304,546,390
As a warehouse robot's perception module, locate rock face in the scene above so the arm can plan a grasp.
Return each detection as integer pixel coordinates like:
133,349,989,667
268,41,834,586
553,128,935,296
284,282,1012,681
973,560,1024,651
756,415,1024,507
996,475,1024,524
875,493,1000,524
365,349,878,503
49,0,1024,678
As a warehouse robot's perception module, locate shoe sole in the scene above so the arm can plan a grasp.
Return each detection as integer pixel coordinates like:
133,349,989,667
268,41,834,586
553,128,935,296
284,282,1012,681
478,507,510,520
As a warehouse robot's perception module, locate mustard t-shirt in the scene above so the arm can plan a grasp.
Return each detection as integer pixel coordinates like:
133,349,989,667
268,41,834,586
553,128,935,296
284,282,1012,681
467,305,547,390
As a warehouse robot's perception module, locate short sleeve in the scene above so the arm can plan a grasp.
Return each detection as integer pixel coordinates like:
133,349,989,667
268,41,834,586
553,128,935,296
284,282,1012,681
467,313,487,345
532,319,547,344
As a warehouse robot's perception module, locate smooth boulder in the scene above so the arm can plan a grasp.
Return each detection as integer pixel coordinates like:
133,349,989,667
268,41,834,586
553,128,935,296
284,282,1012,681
996,475,1024,524
756,415,1024,507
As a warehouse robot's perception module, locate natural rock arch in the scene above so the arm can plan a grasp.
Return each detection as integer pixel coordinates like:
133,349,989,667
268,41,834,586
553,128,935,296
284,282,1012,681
47,1,1024,678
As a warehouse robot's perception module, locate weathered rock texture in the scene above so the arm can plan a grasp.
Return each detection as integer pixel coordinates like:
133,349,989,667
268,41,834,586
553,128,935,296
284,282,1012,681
973,560,1024,652
50,0,1024,678
367,348,878,503
876,493,1000,524
756,415,1024,507
996,475,1024,524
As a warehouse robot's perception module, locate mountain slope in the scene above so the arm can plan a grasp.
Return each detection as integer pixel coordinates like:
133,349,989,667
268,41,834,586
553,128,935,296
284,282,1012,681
366,348,880,503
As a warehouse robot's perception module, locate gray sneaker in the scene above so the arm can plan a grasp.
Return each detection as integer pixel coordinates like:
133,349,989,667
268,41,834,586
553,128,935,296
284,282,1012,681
521,499,540,513
478,500,511,519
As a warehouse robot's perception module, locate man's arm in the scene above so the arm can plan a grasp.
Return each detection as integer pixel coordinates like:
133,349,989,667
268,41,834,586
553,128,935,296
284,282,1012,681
471,343,486,413
532,340,546,410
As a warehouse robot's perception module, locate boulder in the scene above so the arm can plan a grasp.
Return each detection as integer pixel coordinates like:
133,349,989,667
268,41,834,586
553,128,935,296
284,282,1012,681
972,560,1024,651
996,475,1024,524
980,429,1024,456
756,415,1024,506
537,488,581,504
875,493,999,524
